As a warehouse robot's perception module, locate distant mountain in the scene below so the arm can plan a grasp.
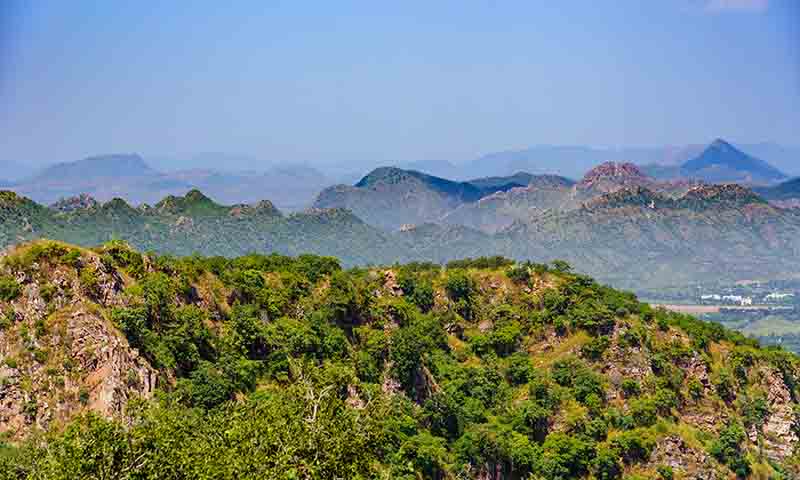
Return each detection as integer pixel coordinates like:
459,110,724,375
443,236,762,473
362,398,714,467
11,154,171,205
442,163,689,233
169,164,332,211
312,167,488,230
462,145,606,179
680,139,787,184
8,154,331,210
443,174,576,232
459,144,710,180
577,161,656,192
460,141,796,181
31,154,156,182
466,172,538,191
311,167,555,230
738,143,800,177
398,159,461,179
754,177,800,208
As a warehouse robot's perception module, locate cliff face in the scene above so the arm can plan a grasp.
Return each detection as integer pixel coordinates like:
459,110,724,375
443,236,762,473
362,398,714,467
0,243,157,439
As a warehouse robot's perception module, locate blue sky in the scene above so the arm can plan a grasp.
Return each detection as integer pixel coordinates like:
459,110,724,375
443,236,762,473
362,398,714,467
0,0,797,167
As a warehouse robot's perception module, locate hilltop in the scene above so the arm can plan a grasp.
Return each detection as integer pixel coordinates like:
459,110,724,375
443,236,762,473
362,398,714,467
1,243,799,478
312,168,529,230
643,139,788,185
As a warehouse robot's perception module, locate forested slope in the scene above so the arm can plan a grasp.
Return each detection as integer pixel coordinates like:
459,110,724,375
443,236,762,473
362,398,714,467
0,241,799,478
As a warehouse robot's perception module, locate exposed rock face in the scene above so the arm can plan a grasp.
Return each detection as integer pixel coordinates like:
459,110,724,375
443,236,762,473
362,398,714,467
0,245,155,440
648,435,720,480
0,306,157,439
580,162,652,189
757,367,799,461
66,308,157,417
601,324,653,399
49,193,99,213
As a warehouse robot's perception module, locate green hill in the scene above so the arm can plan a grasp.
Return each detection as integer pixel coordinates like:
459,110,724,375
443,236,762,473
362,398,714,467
1,242,799,478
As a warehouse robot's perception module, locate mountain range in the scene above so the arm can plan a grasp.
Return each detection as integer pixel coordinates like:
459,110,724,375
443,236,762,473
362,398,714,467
6,154,332,211
312,167,533,230
3,159,800,292
451,139,798,180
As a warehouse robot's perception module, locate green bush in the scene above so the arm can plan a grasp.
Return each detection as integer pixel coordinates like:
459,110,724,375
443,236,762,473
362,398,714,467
0,276,21,302
621,379,641,398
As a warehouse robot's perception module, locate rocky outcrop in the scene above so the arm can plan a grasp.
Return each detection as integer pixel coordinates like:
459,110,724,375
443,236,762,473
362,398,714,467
0,306,156,439
0,245,154,439
65,308,157,418
648,435,720,480
757,367,799,460
49,193,99,213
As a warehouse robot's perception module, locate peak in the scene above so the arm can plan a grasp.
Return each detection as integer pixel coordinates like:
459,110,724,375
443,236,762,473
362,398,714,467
49,194,99,213
682,139,786,182
228,199,282,218
706,138,737,153
581,162,651,185
354,167,413,187
102,197,135,211
184,189,211,203
153,190,224,216
84,153,145,163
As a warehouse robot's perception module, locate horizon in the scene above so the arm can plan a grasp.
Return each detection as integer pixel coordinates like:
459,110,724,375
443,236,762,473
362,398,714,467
1,1,798,169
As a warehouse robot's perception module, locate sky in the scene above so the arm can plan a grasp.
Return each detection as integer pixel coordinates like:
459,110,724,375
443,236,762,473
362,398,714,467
0,0,798,169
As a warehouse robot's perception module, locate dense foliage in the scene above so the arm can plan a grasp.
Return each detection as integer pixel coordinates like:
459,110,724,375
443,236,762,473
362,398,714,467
1,243,799,479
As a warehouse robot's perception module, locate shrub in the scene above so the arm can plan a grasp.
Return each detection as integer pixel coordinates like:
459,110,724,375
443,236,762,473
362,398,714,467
79,269,101,298
78,388,90,405
506,353,534,385
620,379,641,398
581,336,610,360
0,276,21,302
657,465,674,480
506,263,531,284
710,421,751,479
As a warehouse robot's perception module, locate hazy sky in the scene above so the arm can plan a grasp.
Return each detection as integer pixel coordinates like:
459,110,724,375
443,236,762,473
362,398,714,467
0,0,798,167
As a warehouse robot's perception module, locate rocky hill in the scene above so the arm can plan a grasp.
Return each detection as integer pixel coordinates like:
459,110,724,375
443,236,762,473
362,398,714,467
500,183,800,288
0,190,410,267
312,167,526,230
441,163,696,233
1,244,800,478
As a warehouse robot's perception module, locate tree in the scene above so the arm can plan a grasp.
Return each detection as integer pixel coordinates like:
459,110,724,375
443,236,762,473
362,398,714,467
710,421,751,479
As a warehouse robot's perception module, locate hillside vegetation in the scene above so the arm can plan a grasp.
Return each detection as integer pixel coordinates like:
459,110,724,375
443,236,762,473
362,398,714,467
3,179,800,293
1,241,800,478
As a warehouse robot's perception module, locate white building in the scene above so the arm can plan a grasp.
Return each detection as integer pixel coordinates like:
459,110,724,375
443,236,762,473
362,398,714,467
766,292,795,301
